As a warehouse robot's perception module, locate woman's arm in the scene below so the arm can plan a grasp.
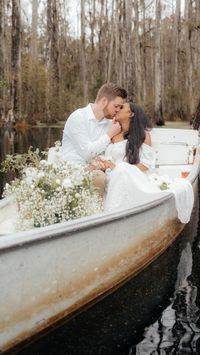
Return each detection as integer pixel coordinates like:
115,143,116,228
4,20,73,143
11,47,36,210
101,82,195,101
135,162,148,171
143,131,152,146
135,131,153,171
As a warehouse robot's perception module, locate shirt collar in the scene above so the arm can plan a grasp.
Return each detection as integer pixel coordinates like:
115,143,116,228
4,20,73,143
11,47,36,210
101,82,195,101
86,104,110,124
86,104,96,120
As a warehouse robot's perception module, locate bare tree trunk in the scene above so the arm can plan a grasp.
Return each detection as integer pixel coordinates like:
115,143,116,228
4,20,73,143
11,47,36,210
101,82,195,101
194,0,200,109
107,0,115,82
46,0,60,122
11,0,21,121
88,0,96,84
81,0,88,104
26,0,39,122
141,0,147,102
31,0,38,59
51,0,60,119
173,0,180,89
0,0,5,120
97,0,109,82
185,0,194,117
115,0,123,85
195,0,200,70
134,0,142,103
121,0,126,88
98,0,104,70
154,0,164,125
46,0,52,121
124,0,133,97
192,100,200,130
89,0,95,53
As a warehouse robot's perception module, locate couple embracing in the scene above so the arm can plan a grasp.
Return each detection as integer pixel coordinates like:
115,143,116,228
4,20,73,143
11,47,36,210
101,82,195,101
62,82,157,212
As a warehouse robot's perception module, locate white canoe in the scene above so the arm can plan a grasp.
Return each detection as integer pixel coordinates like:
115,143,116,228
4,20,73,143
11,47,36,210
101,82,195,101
0,128,200,353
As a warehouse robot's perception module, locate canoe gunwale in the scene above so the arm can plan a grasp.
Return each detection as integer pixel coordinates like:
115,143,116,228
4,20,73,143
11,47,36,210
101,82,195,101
0,193,175,251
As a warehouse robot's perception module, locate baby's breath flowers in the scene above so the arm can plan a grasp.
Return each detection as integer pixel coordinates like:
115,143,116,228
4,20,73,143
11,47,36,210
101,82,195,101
3,147,102,232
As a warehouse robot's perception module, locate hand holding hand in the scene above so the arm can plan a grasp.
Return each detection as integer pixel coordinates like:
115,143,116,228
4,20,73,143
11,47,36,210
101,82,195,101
87,159,107,171
103,160,116,170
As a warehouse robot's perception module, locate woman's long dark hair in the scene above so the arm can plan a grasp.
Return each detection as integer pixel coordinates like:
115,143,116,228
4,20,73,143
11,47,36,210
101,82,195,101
124,103,152,164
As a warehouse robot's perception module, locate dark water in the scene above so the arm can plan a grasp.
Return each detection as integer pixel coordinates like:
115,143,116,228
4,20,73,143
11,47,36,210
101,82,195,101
1,126,200,355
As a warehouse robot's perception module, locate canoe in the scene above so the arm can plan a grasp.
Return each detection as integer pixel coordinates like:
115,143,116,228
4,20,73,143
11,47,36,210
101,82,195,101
0,128,199,353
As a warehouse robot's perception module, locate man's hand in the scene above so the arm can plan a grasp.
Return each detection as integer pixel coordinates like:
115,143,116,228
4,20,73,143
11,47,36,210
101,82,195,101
107,121,121,139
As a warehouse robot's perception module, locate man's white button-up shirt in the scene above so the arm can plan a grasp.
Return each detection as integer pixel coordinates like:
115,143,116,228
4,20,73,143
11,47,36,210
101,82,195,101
62,104,111,164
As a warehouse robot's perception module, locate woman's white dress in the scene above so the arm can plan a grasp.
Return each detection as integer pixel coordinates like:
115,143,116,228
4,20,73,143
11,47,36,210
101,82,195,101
103,140,194,224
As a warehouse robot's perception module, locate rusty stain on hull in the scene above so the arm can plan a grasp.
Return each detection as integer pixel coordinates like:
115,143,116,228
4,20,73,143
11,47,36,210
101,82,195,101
1,217,184,353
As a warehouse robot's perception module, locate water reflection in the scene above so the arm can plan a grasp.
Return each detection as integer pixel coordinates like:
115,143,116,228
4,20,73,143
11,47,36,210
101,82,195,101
133,244,200,354
132,222,200,354
0,125,63,197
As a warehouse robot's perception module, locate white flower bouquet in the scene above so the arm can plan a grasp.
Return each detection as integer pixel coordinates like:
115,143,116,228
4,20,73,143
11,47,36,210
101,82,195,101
2,146,102,232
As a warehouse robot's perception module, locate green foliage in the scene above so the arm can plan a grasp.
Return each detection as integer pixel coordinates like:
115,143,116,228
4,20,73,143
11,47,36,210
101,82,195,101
0,80,9,88
61,80,84,116
136,90,155,122
90,78,104,100
21,54,47,123
165,86,189,120
160,182,169,190
1,147,47,174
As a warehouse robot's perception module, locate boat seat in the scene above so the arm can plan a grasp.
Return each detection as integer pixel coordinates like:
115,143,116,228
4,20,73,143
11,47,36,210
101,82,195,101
151,128,199,165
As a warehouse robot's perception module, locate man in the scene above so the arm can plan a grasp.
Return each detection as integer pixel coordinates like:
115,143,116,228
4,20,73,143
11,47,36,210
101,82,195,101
62,83,127,196
62,83,127,163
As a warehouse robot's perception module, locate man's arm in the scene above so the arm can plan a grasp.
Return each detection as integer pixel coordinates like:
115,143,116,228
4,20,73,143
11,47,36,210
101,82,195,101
62,114,121,163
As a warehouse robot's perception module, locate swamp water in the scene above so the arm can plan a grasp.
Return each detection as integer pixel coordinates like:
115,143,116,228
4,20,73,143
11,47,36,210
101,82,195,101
1,126,200,355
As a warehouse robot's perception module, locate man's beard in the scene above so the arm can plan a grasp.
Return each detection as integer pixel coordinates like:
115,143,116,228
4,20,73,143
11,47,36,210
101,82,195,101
103,106,113,119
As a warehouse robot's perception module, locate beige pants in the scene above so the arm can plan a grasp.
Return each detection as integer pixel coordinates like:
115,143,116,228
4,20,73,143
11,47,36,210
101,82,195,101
92,170,107,198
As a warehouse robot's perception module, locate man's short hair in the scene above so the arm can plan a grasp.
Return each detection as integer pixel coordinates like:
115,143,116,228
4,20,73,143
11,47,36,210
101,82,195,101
95,83,127,102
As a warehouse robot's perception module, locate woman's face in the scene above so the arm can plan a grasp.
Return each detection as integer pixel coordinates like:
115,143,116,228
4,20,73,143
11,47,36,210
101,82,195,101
115,103,133,124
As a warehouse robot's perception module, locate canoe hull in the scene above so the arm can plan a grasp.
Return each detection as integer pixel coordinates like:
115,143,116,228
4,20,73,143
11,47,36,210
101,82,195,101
1,177,198,353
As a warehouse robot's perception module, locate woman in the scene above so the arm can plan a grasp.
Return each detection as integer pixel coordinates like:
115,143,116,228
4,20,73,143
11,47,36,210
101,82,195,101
103,102,161,212
103,102,155,171
103,103,193,225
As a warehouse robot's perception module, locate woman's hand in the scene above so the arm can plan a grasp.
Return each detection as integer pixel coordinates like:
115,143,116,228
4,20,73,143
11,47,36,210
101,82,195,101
87,160,106,171
102,160,116,170
88,159,116,172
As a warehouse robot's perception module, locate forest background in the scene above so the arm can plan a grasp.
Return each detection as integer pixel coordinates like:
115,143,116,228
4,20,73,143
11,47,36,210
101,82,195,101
0,0,199,126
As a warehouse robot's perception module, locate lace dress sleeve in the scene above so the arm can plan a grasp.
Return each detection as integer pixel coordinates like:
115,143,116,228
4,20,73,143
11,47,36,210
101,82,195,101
139,143,156,170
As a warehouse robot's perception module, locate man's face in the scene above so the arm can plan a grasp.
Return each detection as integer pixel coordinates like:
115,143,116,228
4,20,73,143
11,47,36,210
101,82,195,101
103,96,125,119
